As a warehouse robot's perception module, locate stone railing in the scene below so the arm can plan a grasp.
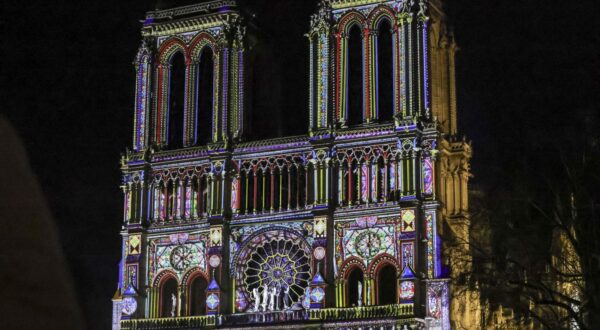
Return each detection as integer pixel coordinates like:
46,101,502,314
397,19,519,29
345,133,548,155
309,304,414,321
120,315,216,330
120,304,413,329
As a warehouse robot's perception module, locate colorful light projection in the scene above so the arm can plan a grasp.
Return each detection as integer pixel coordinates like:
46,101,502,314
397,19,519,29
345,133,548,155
399,280,414,301
422,157,434,195
148,233,207,281
401,209,415,232
231,226,313,312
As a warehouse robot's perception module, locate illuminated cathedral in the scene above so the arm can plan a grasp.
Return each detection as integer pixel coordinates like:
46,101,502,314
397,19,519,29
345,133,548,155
112,0,474,329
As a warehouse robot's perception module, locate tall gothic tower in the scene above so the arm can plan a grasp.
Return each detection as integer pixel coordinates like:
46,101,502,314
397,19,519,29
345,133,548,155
113,1,473,329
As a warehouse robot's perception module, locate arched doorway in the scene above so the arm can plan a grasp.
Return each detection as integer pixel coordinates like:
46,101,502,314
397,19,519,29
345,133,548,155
160,277,178,317
377,264,397,305
188,275,208,316
346,267,364,307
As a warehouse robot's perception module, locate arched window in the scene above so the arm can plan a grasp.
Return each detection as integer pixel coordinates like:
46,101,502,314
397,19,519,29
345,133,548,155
166,180,175,220
311,35,319,128
347,24,363,126
160,277,178,317
196,48,214,145
188,275,208,316
346,267,364,307
376,19,394,122
377,264,397,305
168,52,186,149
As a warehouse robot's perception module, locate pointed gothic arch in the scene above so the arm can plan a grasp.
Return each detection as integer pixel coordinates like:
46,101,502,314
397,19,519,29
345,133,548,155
367,253,400,305
167,51,186,149
344,264,365,308
346,23,364,127
153,37,190,148
367,5,395,31
374,16,394,122
188,33,218,145
195,47,215,145
183,267,209,316
337,11,366,35
154,270,179,318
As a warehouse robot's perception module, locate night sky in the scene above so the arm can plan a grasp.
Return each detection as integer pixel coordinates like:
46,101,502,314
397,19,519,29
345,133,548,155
2,0,598,329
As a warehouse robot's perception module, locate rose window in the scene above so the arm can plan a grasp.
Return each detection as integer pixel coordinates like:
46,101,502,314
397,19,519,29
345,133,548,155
243,238,310,304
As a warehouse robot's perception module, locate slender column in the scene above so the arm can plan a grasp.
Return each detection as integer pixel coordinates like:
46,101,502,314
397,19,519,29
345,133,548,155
399,157,405,197
365,161,371,205
367,161,373,204
270,168,275,212
198,176,204,217
363,27,372,123
217,173,223,215
338,165,344,206
232,174,241,215
287,166,292,210
313,163,318,206
305,165,310,206
411,154,416,195
383,159,389,203
244,172,249,214
175,180,182,220
184,181,191,219
123,184,131,223
342,280,347,307
184,61,197,147
207,175,214,216
253,170,258,214
153,185,160,222
367,29,377,122
262,171,266,213
358,162,364,204
297,166,302,208
348,161,353,206
325,161,330,204
390,159,397,201
190,179,197,219
279,168,284,212
221,172,226,214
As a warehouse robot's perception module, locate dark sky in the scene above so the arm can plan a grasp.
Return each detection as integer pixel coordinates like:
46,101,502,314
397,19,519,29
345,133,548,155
2,0,598,329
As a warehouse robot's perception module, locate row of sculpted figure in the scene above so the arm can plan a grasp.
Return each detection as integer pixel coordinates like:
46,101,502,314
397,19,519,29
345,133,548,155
251,284,294,312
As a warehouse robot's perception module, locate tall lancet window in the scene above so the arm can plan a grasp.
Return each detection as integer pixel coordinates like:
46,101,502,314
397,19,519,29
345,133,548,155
376,19,394,122
196,48,214,145
347,24,363,126
168,52,186,149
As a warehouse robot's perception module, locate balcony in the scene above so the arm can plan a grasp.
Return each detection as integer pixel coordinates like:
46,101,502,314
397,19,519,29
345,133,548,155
120,304,413,329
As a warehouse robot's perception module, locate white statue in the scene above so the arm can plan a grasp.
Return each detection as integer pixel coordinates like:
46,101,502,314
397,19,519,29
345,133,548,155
268,286,276,311
367,285,371,306
252,287,261,312
261,284,269,312
274,286,280,311
171,293,177,317
303,287,311,309
357,281,363,307
283,286,290,309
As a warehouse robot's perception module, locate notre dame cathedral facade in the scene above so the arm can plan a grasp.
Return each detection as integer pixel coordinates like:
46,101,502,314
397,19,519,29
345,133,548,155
112,0,476,329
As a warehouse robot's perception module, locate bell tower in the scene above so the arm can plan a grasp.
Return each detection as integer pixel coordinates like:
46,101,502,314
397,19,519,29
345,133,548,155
308,0,435,135
132,0,246,152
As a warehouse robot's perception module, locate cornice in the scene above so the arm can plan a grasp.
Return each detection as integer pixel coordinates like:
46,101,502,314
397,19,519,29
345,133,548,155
145,1,237,21
142,12,240,38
